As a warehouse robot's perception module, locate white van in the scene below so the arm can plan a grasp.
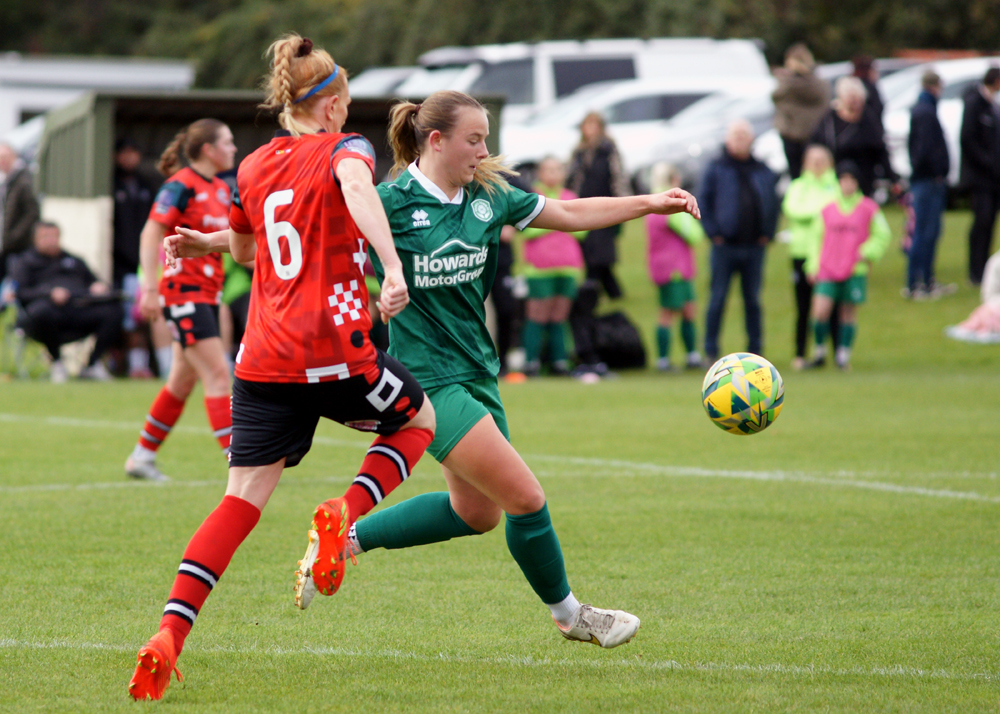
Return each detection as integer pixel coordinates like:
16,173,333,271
392,38,771,125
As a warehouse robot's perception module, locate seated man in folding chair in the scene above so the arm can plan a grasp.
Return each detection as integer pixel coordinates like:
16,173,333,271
11,221,123,383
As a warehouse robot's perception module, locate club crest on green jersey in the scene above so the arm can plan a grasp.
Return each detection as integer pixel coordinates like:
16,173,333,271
471,199,493,222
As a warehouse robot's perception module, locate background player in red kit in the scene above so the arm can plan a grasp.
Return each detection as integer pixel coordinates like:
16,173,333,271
125,119,237,481
128,34,435,700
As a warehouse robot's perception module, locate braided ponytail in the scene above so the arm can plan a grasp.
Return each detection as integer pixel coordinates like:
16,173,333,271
261,33,348,137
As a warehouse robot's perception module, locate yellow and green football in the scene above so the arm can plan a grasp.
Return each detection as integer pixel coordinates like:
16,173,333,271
701,352,784,435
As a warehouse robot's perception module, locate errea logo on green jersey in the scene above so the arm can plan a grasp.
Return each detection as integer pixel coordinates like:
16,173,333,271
413,239,489,288
412,209,431,227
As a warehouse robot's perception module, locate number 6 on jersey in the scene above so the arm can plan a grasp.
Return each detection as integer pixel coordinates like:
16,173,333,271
264,189,303,280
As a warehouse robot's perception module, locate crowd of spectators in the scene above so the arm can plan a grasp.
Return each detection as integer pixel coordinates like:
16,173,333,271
4,48,999,383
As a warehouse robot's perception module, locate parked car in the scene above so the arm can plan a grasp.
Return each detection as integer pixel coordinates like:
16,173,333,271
500,76,776,177
347,66,419,98
631,88,777,191
880,57,1000,186
394,38,771,125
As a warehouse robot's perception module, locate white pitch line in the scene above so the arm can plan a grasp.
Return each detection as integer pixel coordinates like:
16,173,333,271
0,412,368,448
0,638,995,682
2,412,999,503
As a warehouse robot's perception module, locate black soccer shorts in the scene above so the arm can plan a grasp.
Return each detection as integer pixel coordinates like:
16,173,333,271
163,302,220,347
229,349,425,468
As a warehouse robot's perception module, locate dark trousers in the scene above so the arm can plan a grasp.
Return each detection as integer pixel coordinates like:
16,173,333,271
22,299,123,364
782,136,806,180
968,188,1000,284
704,243,765,358
586,264,622,299
490,274,521,372
908,179,948,290
791,259,812,359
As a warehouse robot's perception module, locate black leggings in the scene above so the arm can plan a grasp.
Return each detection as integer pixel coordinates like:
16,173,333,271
792,259,840,357
792,259,812,358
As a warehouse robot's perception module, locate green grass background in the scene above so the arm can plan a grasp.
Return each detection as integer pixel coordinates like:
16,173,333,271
1,207,998,712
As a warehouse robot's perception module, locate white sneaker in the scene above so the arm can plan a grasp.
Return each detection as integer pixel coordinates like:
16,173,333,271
125,456,170,482
556,604,640,648
50,360,68,384
80,361,112,381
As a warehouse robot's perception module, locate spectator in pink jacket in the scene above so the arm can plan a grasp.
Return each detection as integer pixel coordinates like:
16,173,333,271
646,163,707,370
519,157,585,375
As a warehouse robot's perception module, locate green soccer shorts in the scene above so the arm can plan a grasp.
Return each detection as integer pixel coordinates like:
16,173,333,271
425,377,510,461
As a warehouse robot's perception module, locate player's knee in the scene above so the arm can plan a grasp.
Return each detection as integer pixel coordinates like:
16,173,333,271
462,506,502,534
505,484,546,516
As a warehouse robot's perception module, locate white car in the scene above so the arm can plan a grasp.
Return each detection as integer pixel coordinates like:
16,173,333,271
347,66,419,98
880,57,1000,186
500,76,777,175
394,38,770,126
632,89,778,190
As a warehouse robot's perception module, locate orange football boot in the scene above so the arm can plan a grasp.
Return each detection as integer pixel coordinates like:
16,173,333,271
294,497,350,609
128,628,183,700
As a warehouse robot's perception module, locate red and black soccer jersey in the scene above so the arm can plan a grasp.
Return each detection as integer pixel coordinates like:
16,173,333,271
229,131,380,384
149,167,230,306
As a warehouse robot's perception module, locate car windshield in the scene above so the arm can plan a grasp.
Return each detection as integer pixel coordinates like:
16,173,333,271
523,83,619,125
394,66,470,97
668,94,741,125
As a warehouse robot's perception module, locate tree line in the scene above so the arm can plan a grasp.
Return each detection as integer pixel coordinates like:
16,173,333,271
3,0,999,88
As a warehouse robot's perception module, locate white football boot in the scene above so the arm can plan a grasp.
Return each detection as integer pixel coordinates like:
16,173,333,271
125,455,170,482
556,604,640,648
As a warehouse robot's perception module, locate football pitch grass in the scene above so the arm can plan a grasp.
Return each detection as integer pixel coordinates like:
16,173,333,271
1,207,998,712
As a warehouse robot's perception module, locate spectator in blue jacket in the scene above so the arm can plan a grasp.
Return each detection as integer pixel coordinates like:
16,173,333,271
905,69,954,300
699,120,779,362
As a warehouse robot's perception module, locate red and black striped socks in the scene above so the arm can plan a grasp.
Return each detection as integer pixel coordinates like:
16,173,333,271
159,495,261,654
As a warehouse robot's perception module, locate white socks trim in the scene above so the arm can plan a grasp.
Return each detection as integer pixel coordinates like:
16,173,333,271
548,592,582,627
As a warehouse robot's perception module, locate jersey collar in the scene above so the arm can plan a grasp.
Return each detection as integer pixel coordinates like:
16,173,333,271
408,161,465,206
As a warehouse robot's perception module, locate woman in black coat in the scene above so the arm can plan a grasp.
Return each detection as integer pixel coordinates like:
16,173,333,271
566,112,632,298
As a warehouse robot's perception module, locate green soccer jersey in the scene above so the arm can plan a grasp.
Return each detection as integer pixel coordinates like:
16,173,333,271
372,162,545,387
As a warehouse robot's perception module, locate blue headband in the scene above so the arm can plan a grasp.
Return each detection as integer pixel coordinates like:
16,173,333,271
292,65,340,104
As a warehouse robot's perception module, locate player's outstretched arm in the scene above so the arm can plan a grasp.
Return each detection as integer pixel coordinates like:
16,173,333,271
530,189,700,233
164,228,254,268
337,157,409,321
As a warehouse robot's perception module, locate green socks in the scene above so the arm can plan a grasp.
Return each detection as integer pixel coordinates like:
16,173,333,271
505,503,572,605
523,320,543,364
656,326,671,359
355,496,572,607
353,492,479,551
814,320,830,347
681,319,696,353
838,323,857,349
547,322,568,364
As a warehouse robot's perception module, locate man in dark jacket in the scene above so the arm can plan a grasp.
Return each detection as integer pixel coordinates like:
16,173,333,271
699,120,779,362
959,66,1000,285
0,143,41,283
12,221,123,382
906,70,953,299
